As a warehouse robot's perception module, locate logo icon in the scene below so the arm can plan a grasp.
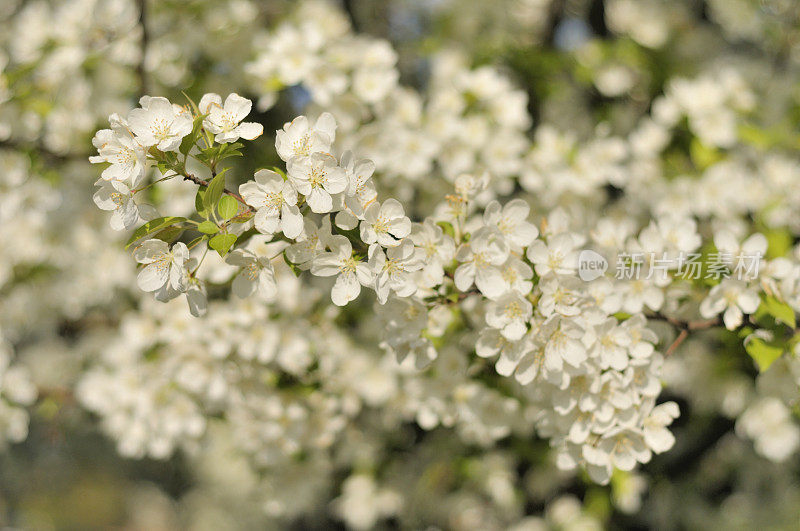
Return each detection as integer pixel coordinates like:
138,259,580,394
578,250,608,281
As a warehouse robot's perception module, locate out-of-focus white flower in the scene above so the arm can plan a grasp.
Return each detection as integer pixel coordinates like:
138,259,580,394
699,278,760,329
737,396,800,462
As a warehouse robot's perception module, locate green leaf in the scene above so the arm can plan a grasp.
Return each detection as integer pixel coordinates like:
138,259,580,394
156,161,171,176
218,195,239,219
198,221,220,234
218,142,244,161
765,228,792,259
181,90,201,116
745,336,784,372
690,138,723,170
762,295,796,328
203,169,228,212
153,226,184,244
180,114,206,155
125,216,188,249
209,233,237,257
186,234,208,249
195,186,210,219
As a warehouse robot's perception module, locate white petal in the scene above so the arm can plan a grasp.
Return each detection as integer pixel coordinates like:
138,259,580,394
137,262,169,292
236,122,263,140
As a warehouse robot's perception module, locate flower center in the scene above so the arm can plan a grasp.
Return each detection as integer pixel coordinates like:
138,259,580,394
293,133,311,157
309,166,327,188
150,118,173,141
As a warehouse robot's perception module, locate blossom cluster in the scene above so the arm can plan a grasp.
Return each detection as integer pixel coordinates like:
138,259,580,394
88,92,687,485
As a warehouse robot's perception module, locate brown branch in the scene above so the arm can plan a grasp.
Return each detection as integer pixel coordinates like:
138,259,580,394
137,0,149,97
647,312,723,357
665,329,689,357
648,312,721,331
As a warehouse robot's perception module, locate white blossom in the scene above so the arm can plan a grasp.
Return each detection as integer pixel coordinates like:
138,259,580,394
275,112,337,162
360,199,411,247
287,152,347,213
226,248,278,300
311,235,372,306
699,278,760,329
199,92,264,143
240,169,303,238
133,239,189,293
127,96,193,152
454,227,509,298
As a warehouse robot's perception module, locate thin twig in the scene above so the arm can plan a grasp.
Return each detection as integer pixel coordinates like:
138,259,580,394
137,0,149,97
665,329,689,357
648,312,721,331
647,312,722,357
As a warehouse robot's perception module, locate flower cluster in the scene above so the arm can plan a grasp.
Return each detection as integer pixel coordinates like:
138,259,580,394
89,94,688,484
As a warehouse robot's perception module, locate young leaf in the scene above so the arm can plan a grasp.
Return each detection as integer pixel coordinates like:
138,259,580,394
209,233,237,257
218,195,239,220
203,169,228,212
181,90,201,116
125,217,188,249
196,186,210,219
180,114,206,155
762,295,796,328
198,220,220,234
437,221,455,239
744,336,784,372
